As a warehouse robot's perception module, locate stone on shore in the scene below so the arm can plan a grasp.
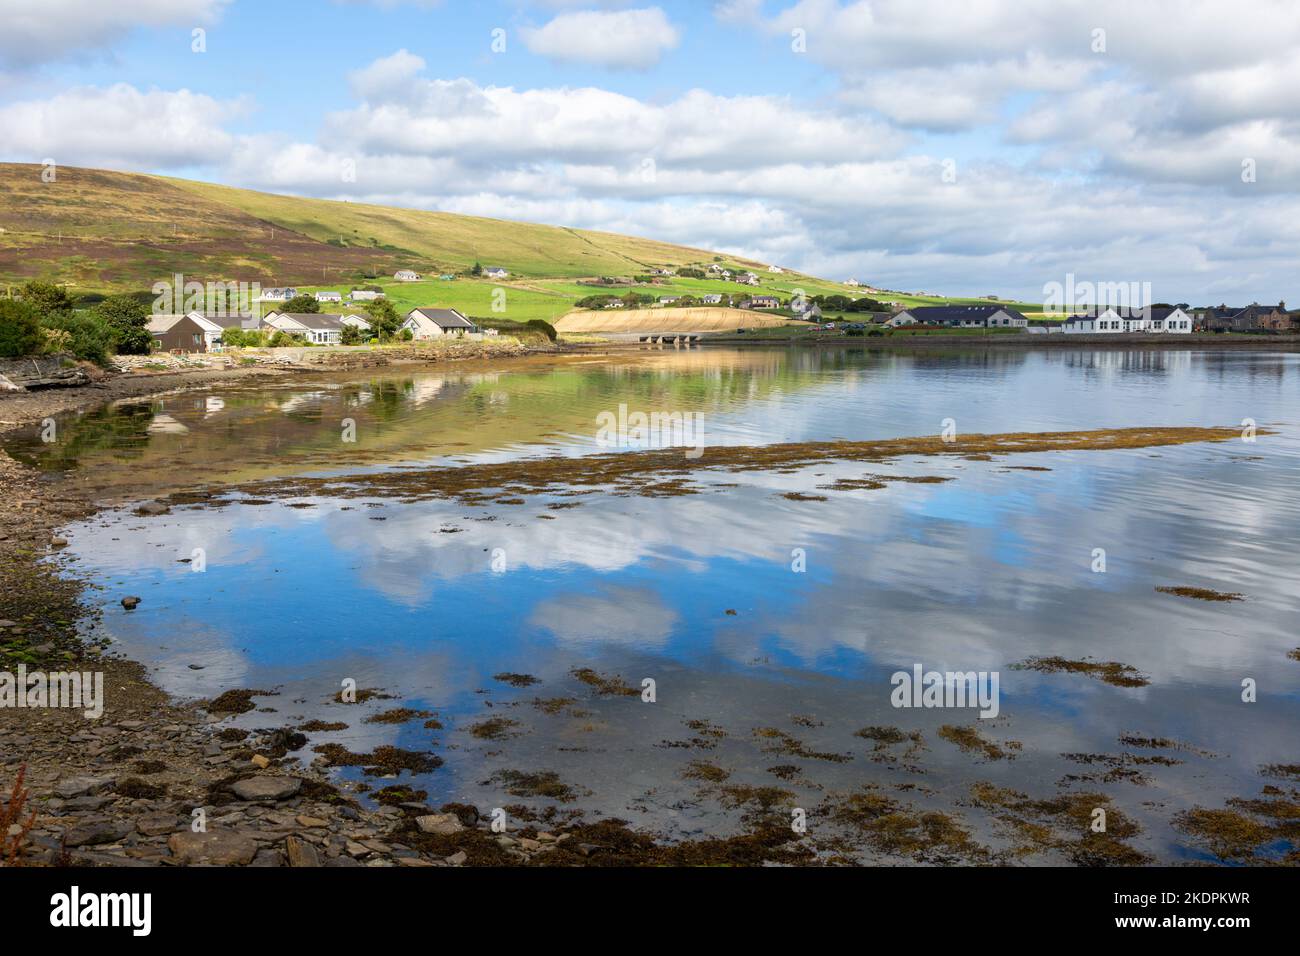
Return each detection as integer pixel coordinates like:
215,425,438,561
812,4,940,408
415,813,464,835
168,830,259,866
228,776,303,802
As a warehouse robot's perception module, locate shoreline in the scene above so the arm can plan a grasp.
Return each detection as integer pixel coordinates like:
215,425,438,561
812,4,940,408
0,344,1289,868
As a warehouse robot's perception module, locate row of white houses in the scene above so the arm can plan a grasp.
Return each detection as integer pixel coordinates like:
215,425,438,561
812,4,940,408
146,306,487,351
883,304,1196,334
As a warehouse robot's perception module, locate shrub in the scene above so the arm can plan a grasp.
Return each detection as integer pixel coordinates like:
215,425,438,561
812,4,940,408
0,300,46,357
91,294,152,354
39,312,115,365
397,328,413,341
525,319,557,342
18,280,74,319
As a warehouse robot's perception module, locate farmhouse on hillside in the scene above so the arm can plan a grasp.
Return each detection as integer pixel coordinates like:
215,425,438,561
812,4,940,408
402,307,478,338
742,295,781,309
257,287,298,303
349,290,384,302
394,270,422,282
314,291,342,303
484,266,509,279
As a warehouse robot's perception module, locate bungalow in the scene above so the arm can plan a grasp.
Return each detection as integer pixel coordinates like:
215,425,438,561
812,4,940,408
186,312,260,349
708,263,725,273
394,270,422,282
603,299,626,309
314,291,342,303
147,315,208,352
892,306,1029,328
844,279,861,287
483,266,509,280
736,272,760,286
257,287,298,303
744,295,781,310
1061,307,1193,334
402,307,477,339
349,290,384,302
264,312,354,345
340,314,372,332
701,294,725,305
767,266,785,274
658,296,681,306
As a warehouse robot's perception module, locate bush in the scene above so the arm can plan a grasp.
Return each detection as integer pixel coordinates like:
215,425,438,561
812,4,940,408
91,294,152,354
398,328,413,341
525,319,557,342
0,300,46,357
282,295,319,313
18,281,74,319
39,312,115,365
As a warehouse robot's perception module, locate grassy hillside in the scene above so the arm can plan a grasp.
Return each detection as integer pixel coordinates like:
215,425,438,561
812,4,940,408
0,163,1039,321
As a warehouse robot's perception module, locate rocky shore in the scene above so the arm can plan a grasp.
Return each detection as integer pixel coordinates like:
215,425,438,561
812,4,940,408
0,345,598,869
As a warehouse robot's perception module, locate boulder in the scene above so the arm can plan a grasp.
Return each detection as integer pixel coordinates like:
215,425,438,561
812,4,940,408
415,813,464,836
227,776,303,802
168,830,259,866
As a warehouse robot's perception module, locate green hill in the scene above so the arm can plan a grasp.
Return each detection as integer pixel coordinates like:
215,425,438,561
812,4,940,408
0,163,772,292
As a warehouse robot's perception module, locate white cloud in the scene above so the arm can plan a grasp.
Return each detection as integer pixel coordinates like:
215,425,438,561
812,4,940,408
0,84,243,170
0,0,229,67
522,7,681,70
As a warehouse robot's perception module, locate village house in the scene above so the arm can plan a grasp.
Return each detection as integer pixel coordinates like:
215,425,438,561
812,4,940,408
146,314,208,352
394,270,422,282
483,266,509,280
314,291,342,303
845,279,860,287
893,305,1029,328
1061,306,1194,334
701,294,725,305
768,265,785,274
401,307,478,339
743,295,781,310
264,312,368,345
257,287,298,303
736,272,760,286
1199,302,1291,332
658,296,681,306
185,312,261,349
349,290,384,302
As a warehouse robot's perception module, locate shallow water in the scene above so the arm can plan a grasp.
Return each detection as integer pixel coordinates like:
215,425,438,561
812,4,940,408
10,346,1300,863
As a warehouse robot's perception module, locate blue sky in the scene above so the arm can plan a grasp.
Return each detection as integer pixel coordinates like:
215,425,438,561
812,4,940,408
2,1,1299,303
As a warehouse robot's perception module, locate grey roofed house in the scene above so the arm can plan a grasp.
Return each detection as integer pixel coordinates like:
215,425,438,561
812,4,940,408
273,313,348,331
896,305,1030,327
192,312,261,331
405,307,477,333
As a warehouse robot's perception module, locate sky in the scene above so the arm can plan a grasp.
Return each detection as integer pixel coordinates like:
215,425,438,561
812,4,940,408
1,0,1298,304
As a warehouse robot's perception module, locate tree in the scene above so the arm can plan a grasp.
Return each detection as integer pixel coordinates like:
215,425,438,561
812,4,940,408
18,281,74,320
0,300,46,357
340,323,366,345
364,299,402,340
282,294,320,313
470,262,483,277
91,294,152,354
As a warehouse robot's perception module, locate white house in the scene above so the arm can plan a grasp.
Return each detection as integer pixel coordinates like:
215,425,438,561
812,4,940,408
402,307,477,339
264,312,355,345
1148,307,1194,333
701,294,724,305
257,287,298,303
736,272,760,286
892,306,1029,328
394,270,422,282
767,265,784,274
884,313,917,327
314,291,342,303
845,279,861,287
349,290,384,302
484,266,509,280
1062,307,1193,334
340,314,372,332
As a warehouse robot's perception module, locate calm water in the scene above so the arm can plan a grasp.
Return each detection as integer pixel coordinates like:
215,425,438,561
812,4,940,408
9,346,1300,863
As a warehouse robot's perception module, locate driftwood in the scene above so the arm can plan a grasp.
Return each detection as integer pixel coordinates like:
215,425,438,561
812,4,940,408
0,355,92,391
